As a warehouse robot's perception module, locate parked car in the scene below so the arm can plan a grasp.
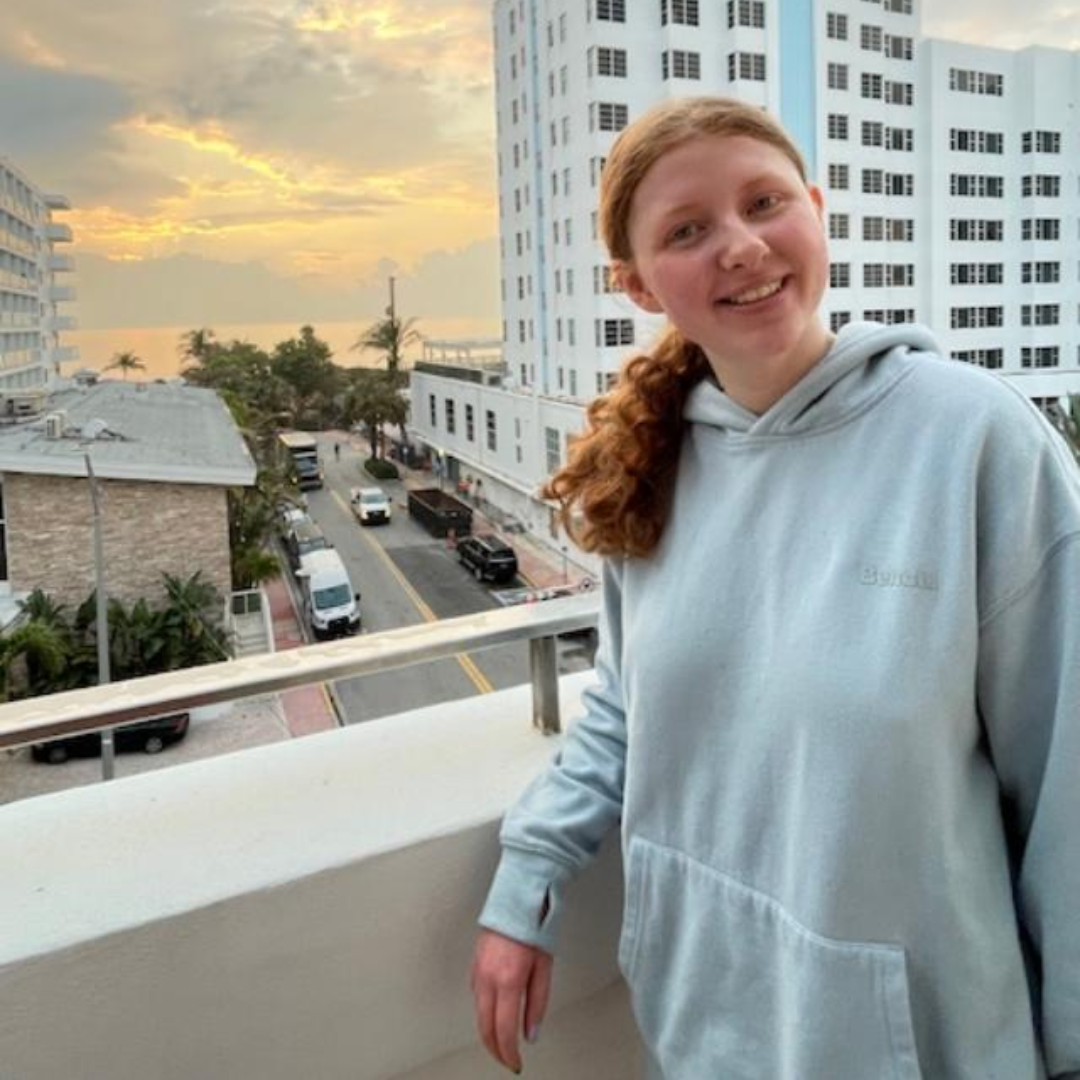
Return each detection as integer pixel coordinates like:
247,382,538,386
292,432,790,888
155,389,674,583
457,535,519,584
285,520,329,571
350,486,392,526
297,548,362,639
278,503,310,536
31,713,191,764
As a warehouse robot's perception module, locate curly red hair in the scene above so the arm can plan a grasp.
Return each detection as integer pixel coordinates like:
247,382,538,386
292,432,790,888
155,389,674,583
542,97,808,558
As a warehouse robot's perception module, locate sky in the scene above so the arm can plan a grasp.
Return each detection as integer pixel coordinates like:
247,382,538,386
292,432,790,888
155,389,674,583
1,0,1079,346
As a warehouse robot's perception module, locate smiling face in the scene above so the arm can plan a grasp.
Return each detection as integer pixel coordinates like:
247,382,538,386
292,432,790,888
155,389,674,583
617,134,832,411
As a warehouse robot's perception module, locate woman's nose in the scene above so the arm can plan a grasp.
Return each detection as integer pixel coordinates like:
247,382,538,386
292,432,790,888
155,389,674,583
715,220,768,272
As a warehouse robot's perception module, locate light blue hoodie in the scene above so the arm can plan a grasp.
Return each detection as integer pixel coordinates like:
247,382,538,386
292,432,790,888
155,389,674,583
480,323,1080,1080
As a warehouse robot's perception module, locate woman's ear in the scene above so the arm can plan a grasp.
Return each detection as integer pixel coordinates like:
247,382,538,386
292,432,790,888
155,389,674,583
615,262,665,315
808,183,825,223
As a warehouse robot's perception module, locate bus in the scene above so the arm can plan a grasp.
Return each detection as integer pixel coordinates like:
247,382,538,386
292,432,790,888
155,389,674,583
277,431,323,491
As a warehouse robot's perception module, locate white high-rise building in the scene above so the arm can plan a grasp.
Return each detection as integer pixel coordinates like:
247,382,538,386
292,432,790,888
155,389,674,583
0,158,78,409
410,0,1080,554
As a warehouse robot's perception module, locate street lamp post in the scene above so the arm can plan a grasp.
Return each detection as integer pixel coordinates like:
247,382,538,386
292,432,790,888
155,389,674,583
84,454,114,781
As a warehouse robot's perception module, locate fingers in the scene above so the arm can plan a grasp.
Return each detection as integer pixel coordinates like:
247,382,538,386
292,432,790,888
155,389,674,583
494,978,524,1073
523,951,553,1046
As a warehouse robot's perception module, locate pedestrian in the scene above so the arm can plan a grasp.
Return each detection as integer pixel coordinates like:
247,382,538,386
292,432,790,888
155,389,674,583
334,442,341,462
470,97,1080,1079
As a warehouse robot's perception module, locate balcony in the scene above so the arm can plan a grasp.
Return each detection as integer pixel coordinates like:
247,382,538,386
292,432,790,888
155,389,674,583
49,284,77,303
50,344,81,363
44,193,72,211
49,252,75,273
45,222,73,243
45,313,78,332
0,597,646,1079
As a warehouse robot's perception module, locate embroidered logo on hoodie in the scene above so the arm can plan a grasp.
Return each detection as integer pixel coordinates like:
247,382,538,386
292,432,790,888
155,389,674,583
860,566,939,591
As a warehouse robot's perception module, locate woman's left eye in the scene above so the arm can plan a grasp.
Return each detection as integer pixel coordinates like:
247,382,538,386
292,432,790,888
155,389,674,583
749,194,781,214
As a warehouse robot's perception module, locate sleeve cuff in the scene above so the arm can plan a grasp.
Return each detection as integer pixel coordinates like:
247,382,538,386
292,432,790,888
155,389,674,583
478,847,574,956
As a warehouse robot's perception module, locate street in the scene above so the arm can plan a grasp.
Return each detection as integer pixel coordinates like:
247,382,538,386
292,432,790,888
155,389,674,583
291,432,591,724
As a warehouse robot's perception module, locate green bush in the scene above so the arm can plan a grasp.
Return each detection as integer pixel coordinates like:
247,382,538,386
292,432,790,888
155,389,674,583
364,457,400,481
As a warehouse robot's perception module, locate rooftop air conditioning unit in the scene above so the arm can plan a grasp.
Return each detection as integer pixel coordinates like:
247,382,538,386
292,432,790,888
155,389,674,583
44,410,66,440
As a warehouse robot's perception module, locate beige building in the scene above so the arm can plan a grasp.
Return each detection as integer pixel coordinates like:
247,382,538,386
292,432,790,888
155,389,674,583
0,378,256,621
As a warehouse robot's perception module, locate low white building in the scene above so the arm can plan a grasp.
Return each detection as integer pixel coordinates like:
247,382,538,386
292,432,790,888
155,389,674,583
0,158,78,404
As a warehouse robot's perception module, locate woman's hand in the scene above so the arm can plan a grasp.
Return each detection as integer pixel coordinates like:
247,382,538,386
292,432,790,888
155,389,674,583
471,928,554,1074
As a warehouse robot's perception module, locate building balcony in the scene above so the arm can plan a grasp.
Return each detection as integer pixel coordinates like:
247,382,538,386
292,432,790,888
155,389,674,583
50,344,80,363
0,597,645,1079
45,222,73,243
0,269,37,293
45,314,78,332
48,284,77,303
48,253,75,273
44,193,72,211
0,231,36,258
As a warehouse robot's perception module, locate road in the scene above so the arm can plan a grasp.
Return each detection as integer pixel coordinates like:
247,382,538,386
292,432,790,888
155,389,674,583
293,433,590,724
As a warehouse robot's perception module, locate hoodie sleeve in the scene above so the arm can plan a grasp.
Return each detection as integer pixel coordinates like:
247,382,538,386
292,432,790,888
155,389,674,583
479,558,628,954
975,412,1080,1078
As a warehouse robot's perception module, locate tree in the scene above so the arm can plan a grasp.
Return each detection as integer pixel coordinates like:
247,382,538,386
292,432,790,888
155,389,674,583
105,351,147,380
271,325,341,428
160,572,232,669
344,370,409,460
178,327,219,366
354,314,421,378
0,620,68,701
1051,395,1080,463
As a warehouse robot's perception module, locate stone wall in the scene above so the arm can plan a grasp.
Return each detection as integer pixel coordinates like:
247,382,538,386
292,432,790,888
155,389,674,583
4,473,231,611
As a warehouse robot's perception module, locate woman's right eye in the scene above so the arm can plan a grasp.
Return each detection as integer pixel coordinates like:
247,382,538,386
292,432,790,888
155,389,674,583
666,222,702,245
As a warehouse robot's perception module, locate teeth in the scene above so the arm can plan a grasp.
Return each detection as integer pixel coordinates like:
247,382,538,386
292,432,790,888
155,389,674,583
726,279,783,305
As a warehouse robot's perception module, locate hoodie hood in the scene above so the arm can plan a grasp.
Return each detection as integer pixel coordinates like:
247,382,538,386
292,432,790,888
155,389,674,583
683,320,942,437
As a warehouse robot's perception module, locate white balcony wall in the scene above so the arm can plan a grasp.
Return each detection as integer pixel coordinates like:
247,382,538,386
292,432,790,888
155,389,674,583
0,674,644,1080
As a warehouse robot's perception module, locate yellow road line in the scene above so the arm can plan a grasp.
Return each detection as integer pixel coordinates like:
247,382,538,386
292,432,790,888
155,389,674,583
330,489,494,695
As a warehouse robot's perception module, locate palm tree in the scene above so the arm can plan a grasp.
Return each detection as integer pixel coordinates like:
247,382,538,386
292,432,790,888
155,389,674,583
105,350,146,380
353,315,421,378
0,620,68,701
178,327,218,366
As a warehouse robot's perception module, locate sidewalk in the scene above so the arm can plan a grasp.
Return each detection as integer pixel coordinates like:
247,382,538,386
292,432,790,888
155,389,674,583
263,572,340,738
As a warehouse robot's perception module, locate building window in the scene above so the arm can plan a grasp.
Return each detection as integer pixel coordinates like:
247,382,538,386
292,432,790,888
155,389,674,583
595,264,621,293
950,174,1004,198
591,46,628,77
829,213,850,240
950,306,1004,329
545,427,561,474
862,169,883,195
826,12,848,39
827,62,849,90
830,263,850,289
1021,175,1061,198
661,0,700,26
445,399,456,435
1021,218,1060,241
465,404,475,442
485,410,497,451
594,0,626,21
596,318,635,347
950,263,1004,286
830,311,852,333
860,72,882,100
591,102,629,132
428,394,437,427
949,219,1004,242
727,0,765,28
828,164,849,191
1021,130,1062,154
1021,346,1060,369
728,52,766,82
860,24,882,51
663,50,701,80
1021,261,1060,284
950,129,1004,154
949,68,1004,96
884,80,913,106
885,33,913,60
1020,303,1060,327
827,114,849,140
952,349,1003,369
861,121,883,148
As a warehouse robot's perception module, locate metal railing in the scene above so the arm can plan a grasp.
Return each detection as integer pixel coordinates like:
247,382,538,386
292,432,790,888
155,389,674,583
0,593,600,752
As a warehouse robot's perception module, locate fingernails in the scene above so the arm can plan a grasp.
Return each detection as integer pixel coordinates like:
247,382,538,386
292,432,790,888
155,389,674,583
526,1024,541,1044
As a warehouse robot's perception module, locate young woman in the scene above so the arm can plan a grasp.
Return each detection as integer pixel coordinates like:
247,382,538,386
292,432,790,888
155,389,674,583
471,97,1080,1080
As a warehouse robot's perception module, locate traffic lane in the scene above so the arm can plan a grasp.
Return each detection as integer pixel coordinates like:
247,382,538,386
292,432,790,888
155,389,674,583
297,469,486,723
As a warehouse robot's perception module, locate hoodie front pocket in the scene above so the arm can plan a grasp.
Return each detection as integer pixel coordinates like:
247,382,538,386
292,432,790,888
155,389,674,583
619,837,923,1080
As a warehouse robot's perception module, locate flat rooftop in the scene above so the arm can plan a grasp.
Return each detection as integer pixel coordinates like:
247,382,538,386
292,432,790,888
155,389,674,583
0,380,256,486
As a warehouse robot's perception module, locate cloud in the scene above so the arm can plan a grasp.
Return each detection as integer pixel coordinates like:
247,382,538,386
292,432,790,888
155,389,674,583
923,0,1080,49
71,239,499,329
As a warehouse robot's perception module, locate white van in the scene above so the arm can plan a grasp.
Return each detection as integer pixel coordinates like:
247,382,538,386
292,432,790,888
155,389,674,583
296,548,361,639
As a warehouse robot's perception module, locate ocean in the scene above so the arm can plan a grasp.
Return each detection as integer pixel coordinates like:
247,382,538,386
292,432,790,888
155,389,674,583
67,317,501,381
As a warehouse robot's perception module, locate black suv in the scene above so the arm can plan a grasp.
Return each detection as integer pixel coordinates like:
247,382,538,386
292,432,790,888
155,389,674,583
457,535,519,584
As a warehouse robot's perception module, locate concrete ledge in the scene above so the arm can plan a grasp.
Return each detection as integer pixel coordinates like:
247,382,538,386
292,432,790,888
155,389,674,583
0,675,644,1079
